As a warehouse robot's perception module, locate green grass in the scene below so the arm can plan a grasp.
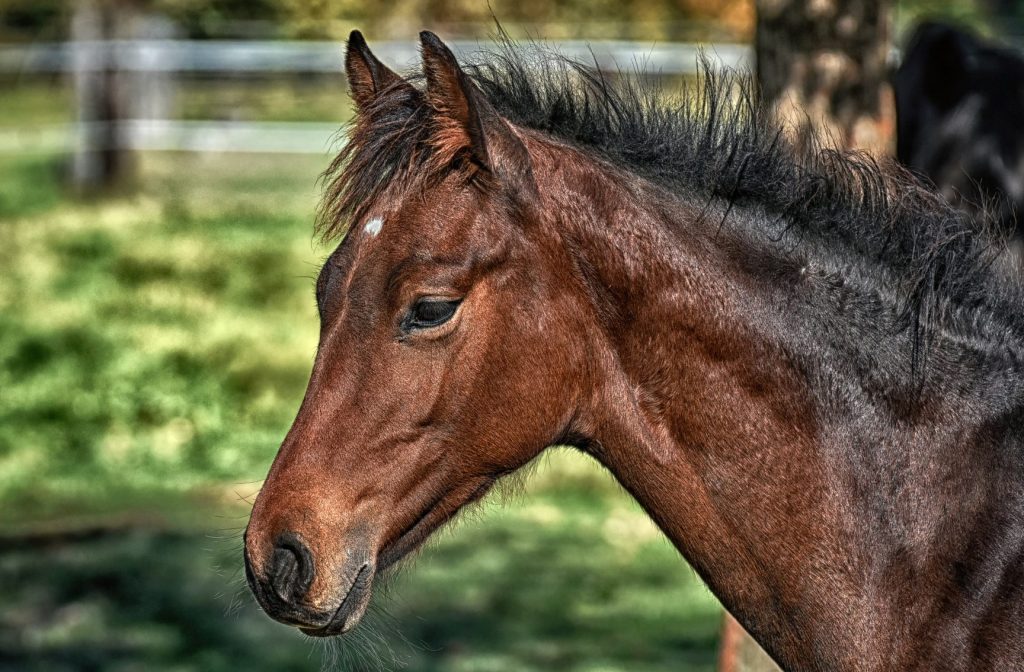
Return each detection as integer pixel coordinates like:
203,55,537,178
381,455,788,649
0,451,722,672
180,76,353,123
0,150,327,527
0,78,352,128
0,81,74,127
0,149,722,670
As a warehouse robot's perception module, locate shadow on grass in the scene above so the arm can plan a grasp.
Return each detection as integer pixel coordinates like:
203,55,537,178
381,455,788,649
0,498,720,672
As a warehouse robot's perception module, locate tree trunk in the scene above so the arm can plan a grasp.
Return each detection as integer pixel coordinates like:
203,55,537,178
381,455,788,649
755,0,894,154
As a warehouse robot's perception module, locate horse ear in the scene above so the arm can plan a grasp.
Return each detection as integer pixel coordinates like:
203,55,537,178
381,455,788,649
419,31,536,198
345,30,410,112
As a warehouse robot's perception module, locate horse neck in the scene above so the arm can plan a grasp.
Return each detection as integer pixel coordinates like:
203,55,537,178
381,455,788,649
527,137,1024,671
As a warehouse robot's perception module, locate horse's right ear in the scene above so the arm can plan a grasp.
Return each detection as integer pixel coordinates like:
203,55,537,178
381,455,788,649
345,30,412,112
419,31,538,204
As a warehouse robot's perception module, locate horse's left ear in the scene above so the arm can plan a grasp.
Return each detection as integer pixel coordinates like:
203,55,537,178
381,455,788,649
419,31,536,199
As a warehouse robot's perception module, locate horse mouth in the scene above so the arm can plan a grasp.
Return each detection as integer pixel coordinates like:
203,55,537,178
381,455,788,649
300,476,497,637
299,562,374,637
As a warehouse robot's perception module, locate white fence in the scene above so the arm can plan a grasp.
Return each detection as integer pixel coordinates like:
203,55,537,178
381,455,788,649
0,120,345,154
0,39,750,157
0,39,749,75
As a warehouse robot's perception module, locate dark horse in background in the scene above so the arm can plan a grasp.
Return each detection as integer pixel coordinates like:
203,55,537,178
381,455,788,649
895,21,1024,255
244,31,1024,671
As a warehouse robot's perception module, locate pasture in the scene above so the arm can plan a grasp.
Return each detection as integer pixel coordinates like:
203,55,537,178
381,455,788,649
0,104,723,669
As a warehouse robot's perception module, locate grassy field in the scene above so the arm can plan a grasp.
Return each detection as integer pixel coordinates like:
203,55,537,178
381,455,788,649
0,77,351,127
0,120,722,669
0,455,722,672
0,149,324,527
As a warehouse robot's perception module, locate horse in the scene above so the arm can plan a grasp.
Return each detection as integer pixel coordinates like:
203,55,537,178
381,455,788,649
244,31,1024,671
895,21,1024,252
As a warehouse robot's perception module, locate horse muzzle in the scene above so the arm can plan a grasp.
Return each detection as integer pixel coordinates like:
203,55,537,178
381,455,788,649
244,531,375,636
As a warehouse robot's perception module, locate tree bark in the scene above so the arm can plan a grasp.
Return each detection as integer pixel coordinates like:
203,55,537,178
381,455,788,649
755,0,894,154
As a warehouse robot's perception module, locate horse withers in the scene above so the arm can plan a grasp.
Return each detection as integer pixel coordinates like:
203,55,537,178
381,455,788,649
245,31,1024,671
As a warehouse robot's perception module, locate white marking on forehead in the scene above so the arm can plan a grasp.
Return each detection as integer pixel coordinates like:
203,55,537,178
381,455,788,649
364,216,384,237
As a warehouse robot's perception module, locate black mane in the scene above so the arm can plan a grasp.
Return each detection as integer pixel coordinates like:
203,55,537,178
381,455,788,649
320,38,1024,356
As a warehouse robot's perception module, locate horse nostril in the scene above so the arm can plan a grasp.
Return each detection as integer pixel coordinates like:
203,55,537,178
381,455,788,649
269,534,315,605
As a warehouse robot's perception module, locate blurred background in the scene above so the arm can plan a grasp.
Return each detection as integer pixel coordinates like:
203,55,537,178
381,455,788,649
1,1,1021,671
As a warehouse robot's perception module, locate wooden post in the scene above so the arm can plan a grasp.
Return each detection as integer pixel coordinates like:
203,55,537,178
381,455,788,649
70,0,135,192
717,613,782,672
130,11,177,123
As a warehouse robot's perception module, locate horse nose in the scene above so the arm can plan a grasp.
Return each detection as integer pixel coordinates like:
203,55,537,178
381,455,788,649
252,533,315,608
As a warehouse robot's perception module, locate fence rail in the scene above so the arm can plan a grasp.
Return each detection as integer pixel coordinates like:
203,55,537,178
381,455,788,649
0,120,345,154
1,39,750,158
0,39,750,75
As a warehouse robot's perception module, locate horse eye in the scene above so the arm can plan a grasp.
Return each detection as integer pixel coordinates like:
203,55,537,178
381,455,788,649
403,298,461,331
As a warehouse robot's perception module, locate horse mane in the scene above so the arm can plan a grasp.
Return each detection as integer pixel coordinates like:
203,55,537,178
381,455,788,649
319,37,1024,356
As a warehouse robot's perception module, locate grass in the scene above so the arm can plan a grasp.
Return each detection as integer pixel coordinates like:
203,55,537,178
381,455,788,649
0,451,722,672
0,149,326,527
0,78,352,128
0,80,73,127
179,75,352,123
0,146,722,669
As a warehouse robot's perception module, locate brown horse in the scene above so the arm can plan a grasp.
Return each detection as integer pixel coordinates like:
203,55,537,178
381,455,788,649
244,31,1024,671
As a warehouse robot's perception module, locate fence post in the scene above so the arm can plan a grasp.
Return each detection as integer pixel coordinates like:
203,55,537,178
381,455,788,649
718,613,782,672
129,11,177,131
70,0,135,192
